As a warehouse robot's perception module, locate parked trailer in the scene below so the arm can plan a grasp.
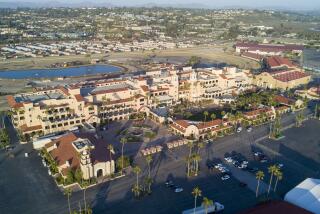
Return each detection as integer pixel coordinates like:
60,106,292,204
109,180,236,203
182,203,224,214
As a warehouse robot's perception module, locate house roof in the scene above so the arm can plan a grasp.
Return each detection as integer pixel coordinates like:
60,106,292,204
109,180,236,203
74,94,85,102
174,120,190,128
244,108,273,117
196,119,223,130
274,95,295,106
241,52,263,60
266,56,294,68
90,87,128,95
6,95,24,108
238,201,312,214
48,133,80,171
272,71,310,83
20,124,42,133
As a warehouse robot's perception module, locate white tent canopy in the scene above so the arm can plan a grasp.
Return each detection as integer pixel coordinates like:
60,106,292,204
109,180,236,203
285,178,320,214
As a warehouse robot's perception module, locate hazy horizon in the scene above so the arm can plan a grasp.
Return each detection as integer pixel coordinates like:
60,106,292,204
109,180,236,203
1,0,320,10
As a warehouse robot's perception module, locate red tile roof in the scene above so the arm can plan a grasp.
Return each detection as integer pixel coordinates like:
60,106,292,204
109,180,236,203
266,56,294,68
174,120,190,128
90,87,128,95
48,133,80,172
244,108,273,117
274,95,295,105
6,95,23,108
20,124,42,133
74,94,85,102
58,86,70,96
220,74,228,80
241,52,263,61
141,85,149,92
196,119,223,130
238,200,312,214
272,71,310,83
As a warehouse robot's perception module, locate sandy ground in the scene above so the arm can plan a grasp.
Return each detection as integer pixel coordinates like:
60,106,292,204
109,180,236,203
0,45,260,71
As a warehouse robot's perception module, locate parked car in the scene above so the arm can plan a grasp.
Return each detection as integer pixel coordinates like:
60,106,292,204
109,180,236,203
221,175,230,180
175,187,184,193
224,157,233,163
165,180,174,187
247,126,253,132
239,182,247,187
248,167,259,173
277,163,284,168
237,127,243,133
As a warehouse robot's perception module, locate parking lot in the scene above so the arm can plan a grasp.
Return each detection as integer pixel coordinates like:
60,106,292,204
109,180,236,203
1,111,320,214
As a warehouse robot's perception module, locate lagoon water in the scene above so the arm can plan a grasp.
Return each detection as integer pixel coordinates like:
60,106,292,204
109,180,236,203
0,64,121,79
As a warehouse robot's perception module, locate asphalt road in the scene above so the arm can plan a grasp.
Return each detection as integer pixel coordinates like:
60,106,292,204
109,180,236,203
0,107,318,214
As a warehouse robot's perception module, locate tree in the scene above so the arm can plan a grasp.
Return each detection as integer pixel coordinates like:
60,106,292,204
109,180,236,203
192,187,202,214
64,188,72,214
221,111,226,118
255,171,265,197
107,144,114,163
116,156,130,171
295,113,304,127
188,56,201,67
203,111,209,122
274,170,283,193
132,165,141,197
0,128,9,149
210,113,216,121
82,180,89,213
74,168,83,184
202,197,214,214
186,141,194,176
120,137,127,175
267,165,279,195
145,155,153,178
192,153,201,176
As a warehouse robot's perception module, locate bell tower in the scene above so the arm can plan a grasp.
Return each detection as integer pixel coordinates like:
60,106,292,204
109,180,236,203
80,149,93,180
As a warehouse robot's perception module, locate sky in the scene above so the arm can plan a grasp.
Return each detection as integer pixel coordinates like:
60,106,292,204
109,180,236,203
4,0,320,10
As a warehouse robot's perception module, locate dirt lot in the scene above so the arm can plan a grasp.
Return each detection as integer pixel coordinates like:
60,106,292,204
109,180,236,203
0,45,260,71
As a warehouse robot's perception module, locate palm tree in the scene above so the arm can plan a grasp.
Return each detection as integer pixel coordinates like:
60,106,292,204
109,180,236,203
202,197,214,214
145,155,153,178
274,170,283,193
255,171,265,197
203,111,209,122
210,113,216,121
108,144,114,161
193,153,201,176
133,165,141,188
192,187,202,214
64,188,72,214
82,180,89,213
267,165,279,195
295,113,304,127
120,137,127,175
132,184,140,198
186,141,194,176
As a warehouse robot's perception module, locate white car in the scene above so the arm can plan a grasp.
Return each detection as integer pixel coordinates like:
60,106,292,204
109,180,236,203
277,163,284,168
221,175,230,180
215,164,223,169
237,127,242,133
224,157,233,163
175,187,184,193
247,127,252,132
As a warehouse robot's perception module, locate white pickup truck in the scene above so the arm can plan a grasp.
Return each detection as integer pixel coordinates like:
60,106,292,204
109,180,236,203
182,202,224,214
